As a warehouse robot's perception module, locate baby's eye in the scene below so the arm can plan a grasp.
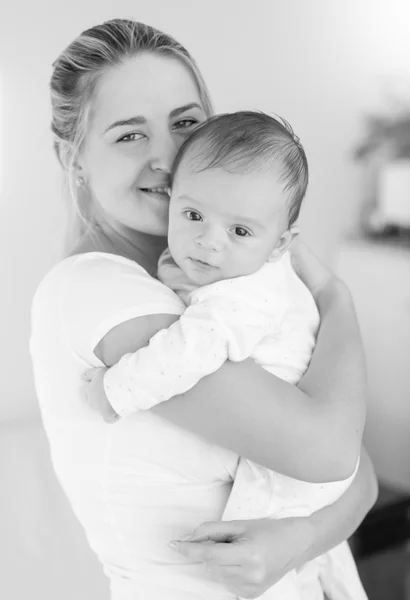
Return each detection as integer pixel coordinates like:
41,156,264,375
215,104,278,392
117,132,145,143
184,210,203,221
232,226,251,237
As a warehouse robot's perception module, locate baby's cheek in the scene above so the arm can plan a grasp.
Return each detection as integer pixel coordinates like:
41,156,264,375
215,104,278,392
233,247,266,276
168,231,185,260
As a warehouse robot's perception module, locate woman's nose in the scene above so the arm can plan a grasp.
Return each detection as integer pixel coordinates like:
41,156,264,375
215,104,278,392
149,134,179,173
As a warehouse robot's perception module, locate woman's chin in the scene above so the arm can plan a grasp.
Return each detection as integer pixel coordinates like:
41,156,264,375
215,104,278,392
134,211,169,238
142,224,169,238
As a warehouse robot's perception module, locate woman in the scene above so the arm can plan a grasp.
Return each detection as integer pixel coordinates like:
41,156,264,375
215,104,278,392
30,19,377,600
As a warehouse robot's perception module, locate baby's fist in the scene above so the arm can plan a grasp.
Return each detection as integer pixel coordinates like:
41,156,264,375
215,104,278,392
82,367,120,424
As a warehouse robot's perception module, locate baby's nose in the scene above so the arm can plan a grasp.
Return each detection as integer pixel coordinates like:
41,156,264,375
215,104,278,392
196,229,225,252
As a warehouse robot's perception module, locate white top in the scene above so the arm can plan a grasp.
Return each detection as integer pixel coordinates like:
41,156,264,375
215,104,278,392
29,252,240,600
104,251,320,416
100,251,366,600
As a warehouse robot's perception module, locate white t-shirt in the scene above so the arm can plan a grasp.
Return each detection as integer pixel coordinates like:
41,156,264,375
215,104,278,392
100,250,366,600
30,252,240,600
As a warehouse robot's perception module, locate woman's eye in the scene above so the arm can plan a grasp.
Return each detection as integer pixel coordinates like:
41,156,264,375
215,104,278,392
117,132,145,143
233,226,251,237
184,210,202,221
173,119,198,130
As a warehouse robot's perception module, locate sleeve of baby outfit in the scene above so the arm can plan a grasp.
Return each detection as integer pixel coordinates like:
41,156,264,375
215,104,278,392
60,253,185,366
103,278,279,417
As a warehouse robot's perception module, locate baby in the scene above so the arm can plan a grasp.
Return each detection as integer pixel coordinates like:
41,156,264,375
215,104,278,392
85,112,366,600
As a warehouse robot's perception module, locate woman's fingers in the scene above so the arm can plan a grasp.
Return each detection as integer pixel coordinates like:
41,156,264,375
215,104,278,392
170,537,271,599
170,517,308,598
170,540,245,566
290,238,336,300
185,519,245,543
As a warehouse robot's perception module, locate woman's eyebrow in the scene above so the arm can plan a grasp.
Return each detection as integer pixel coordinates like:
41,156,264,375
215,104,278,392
104,103,202,133
169,103,202,119
104,116,146,133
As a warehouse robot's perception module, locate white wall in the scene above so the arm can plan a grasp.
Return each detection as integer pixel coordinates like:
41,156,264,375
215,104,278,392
2,0,410,422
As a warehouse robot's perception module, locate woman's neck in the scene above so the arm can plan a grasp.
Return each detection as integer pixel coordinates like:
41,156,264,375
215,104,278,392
69,219,167,278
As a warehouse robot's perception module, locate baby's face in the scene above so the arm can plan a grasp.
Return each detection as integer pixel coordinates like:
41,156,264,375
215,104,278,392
167,165,290,285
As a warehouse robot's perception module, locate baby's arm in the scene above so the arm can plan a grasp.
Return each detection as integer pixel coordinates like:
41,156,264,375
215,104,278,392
99,292,276,418
87,244,365,481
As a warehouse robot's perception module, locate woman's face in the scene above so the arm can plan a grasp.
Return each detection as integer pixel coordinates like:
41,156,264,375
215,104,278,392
78,53,207,237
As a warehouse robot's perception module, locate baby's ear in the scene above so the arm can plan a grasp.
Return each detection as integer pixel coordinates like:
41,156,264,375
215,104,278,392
268,226,299,262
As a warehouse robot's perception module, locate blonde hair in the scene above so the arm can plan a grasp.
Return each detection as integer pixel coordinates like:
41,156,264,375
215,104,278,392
50,18,213,251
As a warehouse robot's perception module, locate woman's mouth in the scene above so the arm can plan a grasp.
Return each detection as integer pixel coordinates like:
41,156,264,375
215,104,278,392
140,187,170,197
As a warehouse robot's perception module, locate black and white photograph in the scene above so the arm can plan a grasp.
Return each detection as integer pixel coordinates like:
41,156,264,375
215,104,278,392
1,1,410,599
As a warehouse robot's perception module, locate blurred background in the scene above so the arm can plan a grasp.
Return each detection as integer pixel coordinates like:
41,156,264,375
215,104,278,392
1,0,410,598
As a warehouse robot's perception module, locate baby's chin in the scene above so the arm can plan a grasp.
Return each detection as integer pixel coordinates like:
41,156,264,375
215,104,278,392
186,269,223,287
180,259,224,286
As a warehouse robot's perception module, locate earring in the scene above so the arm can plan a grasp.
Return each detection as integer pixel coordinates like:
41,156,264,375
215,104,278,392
75,176,85,187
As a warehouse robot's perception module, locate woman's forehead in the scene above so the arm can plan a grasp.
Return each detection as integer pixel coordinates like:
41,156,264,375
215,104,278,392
92,53,202,129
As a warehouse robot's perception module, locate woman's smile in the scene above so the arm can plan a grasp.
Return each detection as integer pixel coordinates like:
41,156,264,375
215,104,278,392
139,187,171,201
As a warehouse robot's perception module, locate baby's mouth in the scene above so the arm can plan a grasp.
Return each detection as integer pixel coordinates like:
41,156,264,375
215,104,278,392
190,257,218,269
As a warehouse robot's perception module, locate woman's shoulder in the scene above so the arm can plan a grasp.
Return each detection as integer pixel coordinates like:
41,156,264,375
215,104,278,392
31,251,185,366
33,252,152,303
33,250,185,314
40,251,149,283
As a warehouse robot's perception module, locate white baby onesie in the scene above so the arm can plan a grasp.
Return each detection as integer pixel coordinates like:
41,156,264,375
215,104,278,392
103,249,367,600
104,249,319,413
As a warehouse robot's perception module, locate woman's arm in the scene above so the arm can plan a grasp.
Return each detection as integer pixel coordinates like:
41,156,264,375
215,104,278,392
299,446,377,560
95,243,366,482
170,446,378,599
152,282,365,482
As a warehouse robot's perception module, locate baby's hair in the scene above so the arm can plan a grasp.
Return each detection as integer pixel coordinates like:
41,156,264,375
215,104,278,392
171,111,308,227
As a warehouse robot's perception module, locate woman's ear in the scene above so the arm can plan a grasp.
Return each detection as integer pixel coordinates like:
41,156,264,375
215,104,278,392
56,140,73,171
57,140,86,180
268,226,300,262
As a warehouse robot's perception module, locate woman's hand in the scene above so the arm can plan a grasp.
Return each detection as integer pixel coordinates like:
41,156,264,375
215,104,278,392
170,518,311,599
170,449,376,598
290,238,349,305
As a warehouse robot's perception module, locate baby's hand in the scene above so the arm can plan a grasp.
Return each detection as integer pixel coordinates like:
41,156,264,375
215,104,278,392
82,367,121,424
